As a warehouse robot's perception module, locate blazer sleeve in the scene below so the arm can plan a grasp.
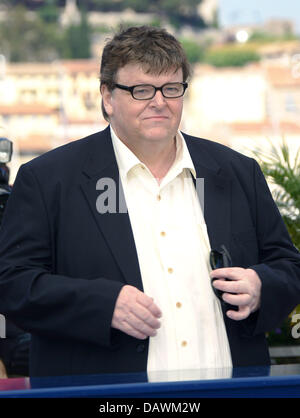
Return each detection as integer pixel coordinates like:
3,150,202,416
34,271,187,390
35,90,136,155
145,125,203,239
249,159,300,334
0,164,124,347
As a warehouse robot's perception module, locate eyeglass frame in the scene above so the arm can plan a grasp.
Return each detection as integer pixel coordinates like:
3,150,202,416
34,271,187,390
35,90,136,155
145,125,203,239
210,245,232,272
210,245,237,311
113,82,188,100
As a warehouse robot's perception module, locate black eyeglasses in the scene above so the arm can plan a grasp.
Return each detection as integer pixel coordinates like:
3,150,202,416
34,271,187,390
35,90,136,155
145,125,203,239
210,245,232,271
113,82,188,100
210,245,232,301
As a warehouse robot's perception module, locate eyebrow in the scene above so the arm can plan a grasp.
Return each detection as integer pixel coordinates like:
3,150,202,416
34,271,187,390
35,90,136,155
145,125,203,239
117,79,182,86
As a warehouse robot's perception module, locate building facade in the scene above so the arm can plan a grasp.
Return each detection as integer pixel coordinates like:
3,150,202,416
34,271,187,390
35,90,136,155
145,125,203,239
0,56,300,182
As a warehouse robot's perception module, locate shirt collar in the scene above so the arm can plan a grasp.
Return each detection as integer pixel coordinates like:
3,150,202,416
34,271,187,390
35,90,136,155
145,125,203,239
174,131,196,179
110,126,142,176
110,125,196,179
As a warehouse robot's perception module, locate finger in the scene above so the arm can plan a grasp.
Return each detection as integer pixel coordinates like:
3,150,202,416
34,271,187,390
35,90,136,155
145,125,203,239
129,305,161,329
136,292,162,318
131,320,158,338
112,312,153,339
222,292,250,307
212,279,241,295
210,267,244,281
212,272,254,295
114,310,158,339
115,286,161,318
124,310,159,337
226,305,251,321
118,319,150,340
112,286,162,338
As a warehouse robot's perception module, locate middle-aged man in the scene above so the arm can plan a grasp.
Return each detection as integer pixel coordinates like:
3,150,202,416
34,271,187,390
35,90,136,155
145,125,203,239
0,26,300,378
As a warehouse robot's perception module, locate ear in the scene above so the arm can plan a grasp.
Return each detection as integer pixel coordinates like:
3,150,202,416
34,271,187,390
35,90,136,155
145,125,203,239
100,84,113,117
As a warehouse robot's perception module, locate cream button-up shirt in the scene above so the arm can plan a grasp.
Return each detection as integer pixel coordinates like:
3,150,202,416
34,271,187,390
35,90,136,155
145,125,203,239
111,126,232,373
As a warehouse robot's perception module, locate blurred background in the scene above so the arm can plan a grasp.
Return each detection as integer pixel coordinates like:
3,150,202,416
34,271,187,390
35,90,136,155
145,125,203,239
0,0,300,364
0,0,299,181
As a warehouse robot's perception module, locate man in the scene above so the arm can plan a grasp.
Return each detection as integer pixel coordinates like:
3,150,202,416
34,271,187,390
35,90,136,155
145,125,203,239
0,26,299,377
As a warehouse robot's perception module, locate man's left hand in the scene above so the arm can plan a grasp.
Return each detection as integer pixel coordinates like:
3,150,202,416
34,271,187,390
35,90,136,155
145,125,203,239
210,268,261,320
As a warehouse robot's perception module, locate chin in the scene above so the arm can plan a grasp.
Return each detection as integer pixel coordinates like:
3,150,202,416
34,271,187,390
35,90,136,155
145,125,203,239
143,127,176,142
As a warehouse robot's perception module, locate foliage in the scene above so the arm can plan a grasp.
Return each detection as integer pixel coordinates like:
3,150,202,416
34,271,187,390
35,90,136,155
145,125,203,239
0,1,208,62
249,30,299,43
266,315,300,347
0,5,62,62
252,139,300,348
205,45,260,67
38,0,60,23
180,38,205,64
0,4,91,61
80,0,204,17
152,0,206,29
63,8,92,59
253,139,300,250
5,0,206,29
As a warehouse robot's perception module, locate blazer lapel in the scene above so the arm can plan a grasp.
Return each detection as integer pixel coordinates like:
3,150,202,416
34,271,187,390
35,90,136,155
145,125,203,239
79,128,232,287
184,134,232,253
79,126,143,290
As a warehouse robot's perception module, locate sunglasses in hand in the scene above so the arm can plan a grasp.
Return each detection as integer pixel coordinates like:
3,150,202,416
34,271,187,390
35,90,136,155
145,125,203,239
210,245,238,310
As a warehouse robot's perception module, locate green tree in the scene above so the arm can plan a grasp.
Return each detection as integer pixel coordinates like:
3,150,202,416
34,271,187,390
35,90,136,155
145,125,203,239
63,8,92,59
80,0,206,29
82,0,125,12
156,0,205,29
0,4,92,61
253,140,300,350
205,46,260,67
180,38,205,63
125,0,150,13
0,5,63,62
38,0,60,24
249,30,299,43
254,139,300,250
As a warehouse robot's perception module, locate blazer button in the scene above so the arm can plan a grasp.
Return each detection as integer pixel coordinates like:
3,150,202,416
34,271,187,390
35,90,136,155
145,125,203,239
136,343,145,353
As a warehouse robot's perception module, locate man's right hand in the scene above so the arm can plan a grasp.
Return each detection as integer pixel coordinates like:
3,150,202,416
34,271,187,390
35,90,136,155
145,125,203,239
111,285,162,339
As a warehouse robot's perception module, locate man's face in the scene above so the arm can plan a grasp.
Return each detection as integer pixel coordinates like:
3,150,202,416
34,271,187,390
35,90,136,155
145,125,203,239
101,63,184,148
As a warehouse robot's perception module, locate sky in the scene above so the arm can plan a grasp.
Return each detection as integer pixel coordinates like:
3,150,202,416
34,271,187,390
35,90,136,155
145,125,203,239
219,0,300,33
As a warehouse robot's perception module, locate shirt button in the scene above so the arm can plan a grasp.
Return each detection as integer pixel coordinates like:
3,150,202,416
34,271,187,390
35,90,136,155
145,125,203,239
167,267,173,274
176,302,182,308
181,340,187,347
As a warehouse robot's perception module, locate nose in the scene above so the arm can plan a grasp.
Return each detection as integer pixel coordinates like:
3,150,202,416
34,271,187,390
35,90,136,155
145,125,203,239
150,89,166,106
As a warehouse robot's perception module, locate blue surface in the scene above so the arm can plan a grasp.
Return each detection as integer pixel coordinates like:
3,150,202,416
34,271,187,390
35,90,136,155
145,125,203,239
1,364,300,398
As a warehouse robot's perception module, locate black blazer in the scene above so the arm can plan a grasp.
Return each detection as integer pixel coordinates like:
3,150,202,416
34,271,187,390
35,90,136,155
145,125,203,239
0,125,299,377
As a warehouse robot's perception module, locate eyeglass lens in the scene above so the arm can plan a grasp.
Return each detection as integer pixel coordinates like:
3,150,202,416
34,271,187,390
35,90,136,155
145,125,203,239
210,250,223,270
133,83,184,99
